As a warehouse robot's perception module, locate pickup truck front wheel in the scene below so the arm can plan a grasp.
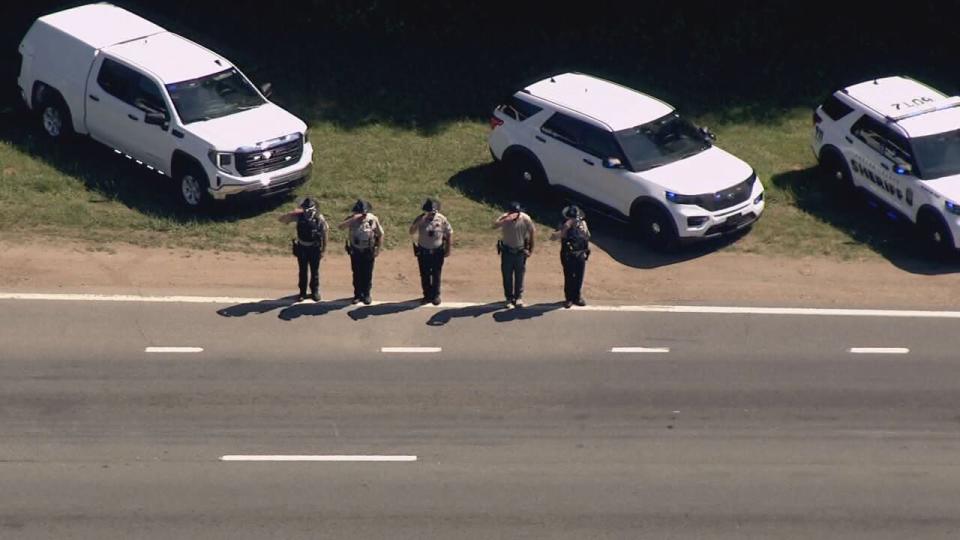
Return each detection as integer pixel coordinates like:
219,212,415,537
178,166,211,209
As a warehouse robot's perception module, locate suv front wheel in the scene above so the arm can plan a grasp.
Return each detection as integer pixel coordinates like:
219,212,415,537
634,203,679,252
918,210,954,258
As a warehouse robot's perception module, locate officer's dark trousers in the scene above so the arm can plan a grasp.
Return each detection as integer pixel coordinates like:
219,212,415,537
417,249,445,300
297,245,321,296
561,252,587,302
350,249,376,299
500,250,527,301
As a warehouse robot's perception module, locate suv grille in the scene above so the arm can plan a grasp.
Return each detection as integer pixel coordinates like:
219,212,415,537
695,173,756,212
236,134,303,177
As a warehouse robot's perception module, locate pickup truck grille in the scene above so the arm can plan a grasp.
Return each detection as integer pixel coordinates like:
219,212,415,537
698,173,756,212
236,134,303,177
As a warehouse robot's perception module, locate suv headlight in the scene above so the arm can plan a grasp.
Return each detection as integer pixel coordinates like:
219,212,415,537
945,200,960,215
208,150,235,172
665,191,699,205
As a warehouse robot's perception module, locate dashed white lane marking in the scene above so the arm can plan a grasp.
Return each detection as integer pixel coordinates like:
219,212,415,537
381,347,441,353
3,292,960,319
145,347,204,353
849,347,910,354
611,347,670,353
220,455,417,462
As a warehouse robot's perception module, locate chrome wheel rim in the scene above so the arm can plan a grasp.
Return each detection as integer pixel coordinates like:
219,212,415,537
651,221,662,234
43,107,62,137
181,175,201,206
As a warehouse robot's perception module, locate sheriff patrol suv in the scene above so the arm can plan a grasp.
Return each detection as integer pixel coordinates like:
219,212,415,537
814,76,960,253
488,72,765,250
16,4,313,209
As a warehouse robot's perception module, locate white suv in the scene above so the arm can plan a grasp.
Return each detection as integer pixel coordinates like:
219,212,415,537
488,72,765,250
16,4,313,209
814,76,960,254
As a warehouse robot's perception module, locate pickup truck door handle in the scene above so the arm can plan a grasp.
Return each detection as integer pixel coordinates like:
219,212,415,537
844,136,853,144
535,135,546,143
88,94,100,102
582,158,595,166
127,114,138,121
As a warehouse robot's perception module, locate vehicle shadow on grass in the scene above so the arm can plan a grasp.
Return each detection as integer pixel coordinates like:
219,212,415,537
772,166,960,275
0,108,293,223
448,162,751,270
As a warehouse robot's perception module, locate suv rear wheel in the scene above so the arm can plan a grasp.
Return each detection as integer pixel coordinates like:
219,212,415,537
634,203,679,252
819,149,854,196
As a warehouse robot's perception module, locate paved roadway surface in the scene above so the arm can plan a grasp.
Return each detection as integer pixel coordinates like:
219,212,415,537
2,295,960,539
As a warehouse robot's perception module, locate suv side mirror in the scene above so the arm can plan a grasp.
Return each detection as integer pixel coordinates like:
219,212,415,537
260,82,273,99
144,111,166,127
603,157,624,169
699,126,717,141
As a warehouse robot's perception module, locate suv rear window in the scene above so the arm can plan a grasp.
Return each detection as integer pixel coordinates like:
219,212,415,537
821,95,854,121
498,96,542,121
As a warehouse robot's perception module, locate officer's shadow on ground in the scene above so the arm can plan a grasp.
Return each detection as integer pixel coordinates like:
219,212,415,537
278,298,354,321
448,163,748,270
426,301,505,327
347,299,423,321
217,296,300,317
773,167,960,275
492,302,565,323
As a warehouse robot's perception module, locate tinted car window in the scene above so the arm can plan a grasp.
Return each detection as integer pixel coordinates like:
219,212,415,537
821,95,854,121
579,124,623,160
97,58,139,104
499,96,542,121
541,113,587,146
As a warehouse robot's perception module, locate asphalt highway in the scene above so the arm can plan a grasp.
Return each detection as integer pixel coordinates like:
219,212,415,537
2,296,960,538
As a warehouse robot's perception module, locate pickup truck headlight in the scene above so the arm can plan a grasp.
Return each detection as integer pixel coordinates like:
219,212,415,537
945,200,960,215
665,191,699,205
208,150,234,172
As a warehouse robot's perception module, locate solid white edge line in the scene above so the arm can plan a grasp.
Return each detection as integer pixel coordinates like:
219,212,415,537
220,455,417,462
849,347,910,354
3,292,960,319
381,347,441,353
611,347,670,353
145,347,203,353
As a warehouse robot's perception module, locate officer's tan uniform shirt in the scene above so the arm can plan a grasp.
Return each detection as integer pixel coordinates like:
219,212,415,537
499,212,534,249
414,213,452,249
348,213,384,250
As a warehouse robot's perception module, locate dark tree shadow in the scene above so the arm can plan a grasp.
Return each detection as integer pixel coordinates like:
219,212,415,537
347,298,423,321
278,298,353,321
772,166,960,275
449,163,751,269
426,301,505,327
493,302,565,323
217,295,299,317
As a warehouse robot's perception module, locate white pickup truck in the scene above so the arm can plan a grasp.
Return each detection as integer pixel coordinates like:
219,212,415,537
16,3,313,208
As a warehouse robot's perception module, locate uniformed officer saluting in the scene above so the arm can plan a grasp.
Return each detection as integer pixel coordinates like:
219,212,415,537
338,199,384,305
493,201,536,308
278,197,328,302
550,205,591,308
409,198,453,306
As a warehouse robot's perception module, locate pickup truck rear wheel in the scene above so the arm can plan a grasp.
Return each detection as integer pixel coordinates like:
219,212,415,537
178,166,211,210
38,95,72,140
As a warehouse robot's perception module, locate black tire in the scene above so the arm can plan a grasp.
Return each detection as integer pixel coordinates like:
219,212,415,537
177,163,212,210
818,149,855,196
505,151,548,193
634,203,679,252
37,91,73,140
917,210,955,258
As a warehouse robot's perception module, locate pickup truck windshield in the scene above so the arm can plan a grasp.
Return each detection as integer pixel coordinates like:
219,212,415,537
166,68,265,124
911,129,960,180
614,113,710,171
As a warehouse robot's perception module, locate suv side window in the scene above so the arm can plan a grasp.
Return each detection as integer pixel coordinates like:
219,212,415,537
579,124,624,160
499,96,543,121
850,116,889,154
541,113,586,146
851,115,915,167
97,58,139,104
821,95,854,121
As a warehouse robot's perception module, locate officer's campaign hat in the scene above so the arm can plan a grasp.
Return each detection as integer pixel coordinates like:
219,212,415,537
507,201,523,213
562,205,583,219
422,198,440,212
300,197,317,210
352,199,371,214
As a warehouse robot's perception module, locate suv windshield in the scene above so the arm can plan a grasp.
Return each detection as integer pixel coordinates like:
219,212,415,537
615,113,710,171
911,129,960,180
166,68,265,124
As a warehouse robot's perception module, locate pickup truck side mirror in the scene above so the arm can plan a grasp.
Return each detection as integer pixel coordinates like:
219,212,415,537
144,111,166,127
603,157,624,169
260,82,273,99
